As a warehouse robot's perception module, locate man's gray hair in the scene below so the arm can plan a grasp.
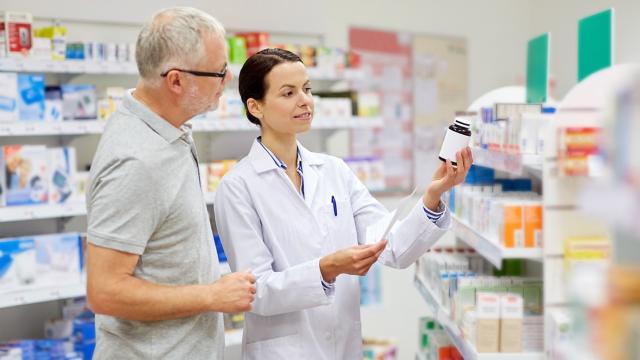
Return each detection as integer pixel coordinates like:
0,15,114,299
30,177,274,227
136,7,226,84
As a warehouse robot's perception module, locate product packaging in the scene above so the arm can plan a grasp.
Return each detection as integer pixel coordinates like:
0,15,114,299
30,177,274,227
0,72,18,122
4,12,33,57
475,292,500,352
49,147,76,204
0,237,37,294
499,294,523,352
3,145,49,205
44,86,63,122
18,73,46,122
439,118,471,166
33,233,83,286
61,84,97,120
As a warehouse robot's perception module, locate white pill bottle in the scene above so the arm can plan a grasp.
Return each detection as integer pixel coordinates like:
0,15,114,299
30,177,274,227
438,117,471,166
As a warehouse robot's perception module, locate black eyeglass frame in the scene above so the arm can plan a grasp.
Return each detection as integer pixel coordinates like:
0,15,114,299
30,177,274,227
160,68,227,78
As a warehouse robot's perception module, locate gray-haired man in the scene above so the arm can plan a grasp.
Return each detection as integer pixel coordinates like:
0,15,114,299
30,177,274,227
86,7,256,359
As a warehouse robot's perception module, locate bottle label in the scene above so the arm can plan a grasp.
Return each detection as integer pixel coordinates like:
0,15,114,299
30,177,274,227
439,129,470,163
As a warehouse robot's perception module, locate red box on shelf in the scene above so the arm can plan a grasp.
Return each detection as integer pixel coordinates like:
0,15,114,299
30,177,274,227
236,32,270,57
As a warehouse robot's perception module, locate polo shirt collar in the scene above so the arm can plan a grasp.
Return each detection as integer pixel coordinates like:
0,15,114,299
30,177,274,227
124,89,186,144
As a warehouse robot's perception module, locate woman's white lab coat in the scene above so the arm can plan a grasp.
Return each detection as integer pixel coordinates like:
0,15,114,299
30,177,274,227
214,139,450,360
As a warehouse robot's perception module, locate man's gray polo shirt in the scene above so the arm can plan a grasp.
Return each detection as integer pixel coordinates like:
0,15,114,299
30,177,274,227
87,89,223,359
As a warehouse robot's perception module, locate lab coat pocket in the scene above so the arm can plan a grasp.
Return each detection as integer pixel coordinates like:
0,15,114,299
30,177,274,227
243,333,301,360
320,196,356,248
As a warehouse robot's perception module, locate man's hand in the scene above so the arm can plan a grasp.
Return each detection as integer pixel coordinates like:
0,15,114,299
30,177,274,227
319,240,387,282
423,147,473,211
208,270,257,313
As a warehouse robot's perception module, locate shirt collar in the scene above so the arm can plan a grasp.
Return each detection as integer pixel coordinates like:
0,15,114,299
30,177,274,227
124,89,187,144
250,137,324,174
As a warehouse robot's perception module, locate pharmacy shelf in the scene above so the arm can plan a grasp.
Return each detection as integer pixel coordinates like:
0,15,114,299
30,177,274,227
0,194,217,222
228,63,363,81
0,58,137,74
451,215,543,269
224,329,243,347
414,275,543,360
553,342,598,360
0,202,87,222
0,58,363,81
471,148,542,176
0,283,85,309
0,117,383,137
0,121,106,136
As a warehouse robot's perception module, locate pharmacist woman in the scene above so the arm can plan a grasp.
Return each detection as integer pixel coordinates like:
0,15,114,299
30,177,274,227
214,48,473,360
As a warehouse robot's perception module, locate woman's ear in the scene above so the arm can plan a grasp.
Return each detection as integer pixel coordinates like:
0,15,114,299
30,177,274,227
247,98,263,120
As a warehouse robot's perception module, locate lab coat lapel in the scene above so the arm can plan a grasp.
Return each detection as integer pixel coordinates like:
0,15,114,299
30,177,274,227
302,163,319,208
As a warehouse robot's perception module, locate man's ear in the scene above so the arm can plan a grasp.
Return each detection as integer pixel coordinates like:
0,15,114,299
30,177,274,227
164,70,184,95
246,98,263,120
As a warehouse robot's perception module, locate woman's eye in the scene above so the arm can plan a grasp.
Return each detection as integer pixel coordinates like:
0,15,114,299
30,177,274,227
304,87,312,93
283,91,293,97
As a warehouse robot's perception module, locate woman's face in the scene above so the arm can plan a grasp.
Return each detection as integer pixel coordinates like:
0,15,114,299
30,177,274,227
255,61,314,136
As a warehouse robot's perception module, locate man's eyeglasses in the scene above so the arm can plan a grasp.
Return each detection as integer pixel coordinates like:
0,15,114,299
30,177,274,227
160,67,227,78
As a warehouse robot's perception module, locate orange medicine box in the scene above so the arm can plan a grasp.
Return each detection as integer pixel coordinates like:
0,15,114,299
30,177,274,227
502,203,524,248
523,203,543,248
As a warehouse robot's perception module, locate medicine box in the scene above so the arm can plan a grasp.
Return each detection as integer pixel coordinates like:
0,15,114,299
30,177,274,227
523,202,543,248
0,72,18,122
61,84,97,120
44,86,63,122
501,202,524,248
49,147,76,204
475,292,500,353
3,145,49,205
499,294,523,352
0,237,37,294
4,12,33,57
33,233,83,286
18,73,45,122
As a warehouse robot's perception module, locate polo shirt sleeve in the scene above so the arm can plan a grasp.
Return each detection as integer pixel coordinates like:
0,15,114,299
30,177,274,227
87,157,162,255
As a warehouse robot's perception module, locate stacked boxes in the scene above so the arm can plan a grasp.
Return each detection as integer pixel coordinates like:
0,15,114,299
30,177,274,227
3,145,49,206
557,127,602,176
416,249,544,353
0,233,83,295
0,73,101,123
1,145,79,207
472,103,549,154
235,32,270,57
445,165,543,250
0,238,37,294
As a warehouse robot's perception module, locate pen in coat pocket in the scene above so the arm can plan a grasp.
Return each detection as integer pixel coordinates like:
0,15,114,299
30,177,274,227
331,195,337,216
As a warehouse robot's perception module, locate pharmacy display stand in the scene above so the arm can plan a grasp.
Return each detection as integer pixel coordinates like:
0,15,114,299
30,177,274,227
413,66,640,359
413,85,544,360
544,64,640,359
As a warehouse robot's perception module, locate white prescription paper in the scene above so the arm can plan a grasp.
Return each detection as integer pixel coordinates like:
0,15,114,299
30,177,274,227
365,187,418,244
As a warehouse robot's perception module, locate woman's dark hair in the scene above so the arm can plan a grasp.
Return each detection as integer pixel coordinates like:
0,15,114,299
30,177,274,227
238,48,303,126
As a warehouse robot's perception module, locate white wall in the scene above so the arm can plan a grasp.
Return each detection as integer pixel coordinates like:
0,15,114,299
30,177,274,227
529,0,640,99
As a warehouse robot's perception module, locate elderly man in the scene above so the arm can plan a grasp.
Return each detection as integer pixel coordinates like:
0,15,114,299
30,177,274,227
86,7,256,359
